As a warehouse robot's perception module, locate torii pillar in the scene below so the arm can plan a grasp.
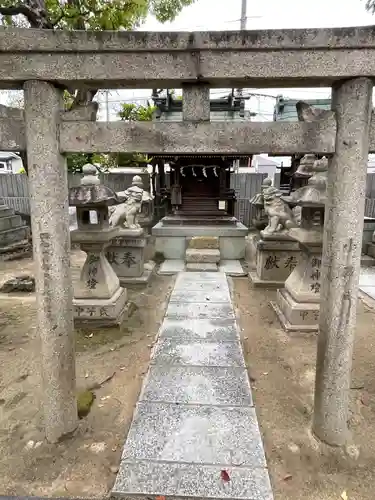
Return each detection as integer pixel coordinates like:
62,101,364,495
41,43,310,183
24,81,77,443
313,78,373,446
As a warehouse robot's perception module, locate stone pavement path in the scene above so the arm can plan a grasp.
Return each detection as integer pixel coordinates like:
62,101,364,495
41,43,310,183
113,271,273,500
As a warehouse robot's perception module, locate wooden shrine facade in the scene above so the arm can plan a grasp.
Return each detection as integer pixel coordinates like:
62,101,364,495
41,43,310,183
151,91,252,224
152,154,249,225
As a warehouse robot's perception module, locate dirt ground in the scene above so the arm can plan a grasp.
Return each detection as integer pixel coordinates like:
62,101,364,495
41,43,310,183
232,277,375,500
0,249,174,497
1,250,375,500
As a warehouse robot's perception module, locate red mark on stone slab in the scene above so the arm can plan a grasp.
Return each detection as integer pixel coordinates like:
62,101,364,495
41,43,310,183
156,496,165,500
221,470,230,482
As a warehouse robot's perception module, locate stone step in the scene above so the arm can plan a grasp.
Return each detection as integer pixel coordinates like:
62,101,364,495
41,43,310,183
361,254,375,267
0,205,15,217
0,226,30,250
186,262,218,272
0,214,23,232
188,236,219,250
185,248,220,264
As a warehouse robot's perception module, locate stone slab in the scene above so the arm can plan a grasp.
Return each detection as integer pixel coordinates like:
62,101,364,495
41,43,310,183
186,262,218,272
219,259,246,276
188,236,219,249
113,461,273,500
140,365,253,406
249,270,284,289
158,259,185,275
159,318,239,342
152,222,248,237
169,289,231,303
176,271,227,283
359,267,375,287
185,248,220,264
166,302,235,320
360,286,375,301
361,254,375,267
0,226,30,248
119,262,155,286
220,236,246,259
0,214,23,232
151,338,244,367
155,235,186,259
121,402,266,466
0,206,14,217
173,280,229,293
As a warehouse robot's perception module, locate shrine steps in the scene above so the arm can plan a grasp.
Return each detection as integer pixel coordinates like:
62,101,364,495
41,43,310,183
158,259,246,277
112,271,273,500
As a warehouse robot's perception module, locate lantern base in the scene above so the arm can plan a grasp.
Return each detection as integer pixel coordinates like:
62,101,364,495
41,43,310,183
271,288,319,334
73,286,128,328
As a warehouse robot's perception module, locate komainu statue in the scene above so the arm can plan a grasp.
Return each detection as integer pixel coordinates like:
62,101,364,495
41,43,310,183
109,175,144,229
260,178,297,237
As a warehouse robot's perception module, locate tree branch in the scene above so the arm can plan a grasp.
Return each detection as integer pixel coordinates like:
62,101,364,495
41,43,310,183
0,4,54,28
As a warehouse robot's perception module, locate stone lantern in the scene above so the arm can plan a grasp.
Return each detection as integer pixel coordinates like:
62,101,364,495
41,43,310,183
69,164,128,327
271,157,328,332
106,175,155,285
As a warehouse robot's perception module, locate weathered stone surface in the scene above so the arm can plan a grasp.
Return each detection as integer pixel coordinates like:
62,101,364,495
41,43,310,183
169,289,231,304
314,77,373,446
107,230,146,279
250,238,301,288
0,214,23,232
121,402,266,466
173,280,228,293
113,461,273,500
185,248,220,264
60,120,336,155
159,318,239,342
24,80,77,443
166,302,234,320
186,263,218,272
175,271,227,283
182,83,210,121
151,338,244,367
140,365,253,406
0,275,35,293
188,236,219,249
158,259,185,275
219,259,246,276
271,289,320,333
73,287,128,328
113,266,271,500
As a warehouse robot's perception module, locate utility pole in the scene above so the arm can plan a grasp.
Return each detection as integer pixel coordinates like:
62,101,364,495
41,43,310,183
237,0,247,98
240,0,247,30
105,90,110,122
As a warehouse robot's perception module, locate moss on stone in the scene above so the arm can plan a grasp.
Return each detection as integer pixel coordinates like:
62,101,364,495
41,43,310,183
77,390,95,419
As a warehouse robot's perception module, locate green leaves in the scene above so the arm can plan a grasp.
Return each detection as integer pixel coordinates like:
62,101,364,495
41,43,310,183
0,0,196,30
118,102,156,121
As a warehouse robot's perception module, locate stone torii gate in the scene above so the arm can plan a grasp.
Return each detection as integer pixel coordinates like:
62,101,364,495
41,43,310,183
0,26,374,445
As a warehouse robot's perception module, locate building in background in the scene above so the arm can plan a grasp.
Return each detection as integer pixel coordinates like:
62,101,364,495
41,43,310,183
0,152,23,174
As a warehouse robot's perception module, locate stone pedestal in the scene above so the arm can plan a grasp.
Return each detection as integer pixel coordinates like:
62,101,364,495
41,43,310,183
69,165,128,328
248,234,300,288
271,241,322,332
0,199,30,260
72,235,128,328
106,228,155,285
